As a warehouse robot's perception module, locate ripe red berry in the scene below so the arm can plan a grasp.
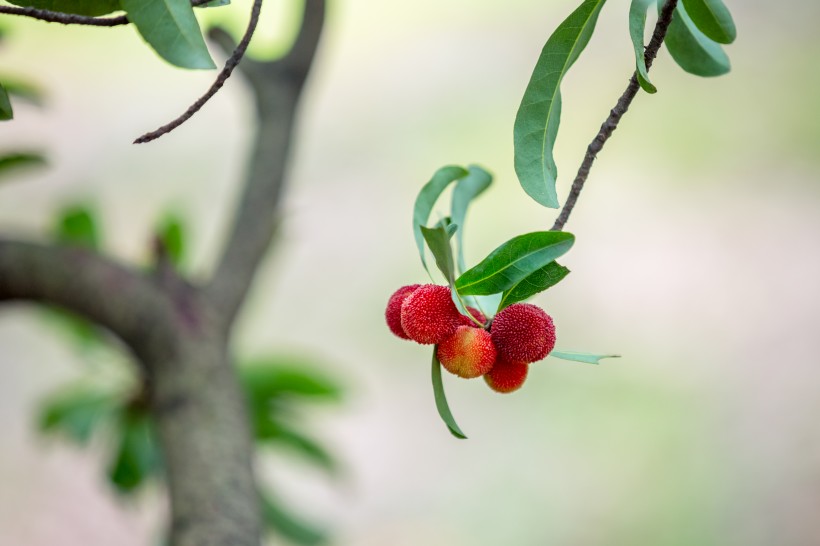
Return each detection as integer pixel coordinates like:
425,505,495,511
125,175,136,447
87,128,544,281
484,355,528,393
437,326,497,379
400,284,463,344
490,303,556,363
461,306,487,327
385,284,421,339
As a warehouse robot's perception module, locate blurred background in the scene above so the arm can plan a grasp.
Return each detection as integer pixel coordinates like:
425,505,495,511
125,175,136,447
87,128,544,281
2,0,820,544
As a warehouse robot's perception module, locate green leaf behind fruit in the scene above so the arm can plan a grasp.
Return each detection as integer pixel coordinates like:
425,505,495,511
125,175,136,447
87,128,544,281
450,165,492,274
498,261,570,311
412,165,468,274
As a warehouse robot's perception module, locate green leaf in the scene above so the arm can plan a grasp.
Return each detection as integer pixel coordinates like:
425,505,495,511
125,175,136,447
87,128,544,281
41,307,101,349
0,152,47,178
55,205,100,249
450,165,492,274
549,350,620,364
0,82,12,121
0,77,45,107
629,0,658,93
455,231,574,296
157,214,186,266
257,419,338,476
664,1,730,77
412,165,469,274
200,0,230,6
431,350,467,439
420,219,458,287
38,386,119,445
513,0,608,208
498,261,570,311
3,0,120,16
108,414,161,493
121,0,216,69
261,493,328,546
681,0,736,44
240,359,342,403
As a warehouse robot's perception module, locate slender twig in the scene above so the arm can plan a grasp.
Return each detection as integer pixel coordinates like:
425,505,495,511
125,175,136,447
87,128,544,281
0,0,213,27
551,0,678,231
133,0,264,144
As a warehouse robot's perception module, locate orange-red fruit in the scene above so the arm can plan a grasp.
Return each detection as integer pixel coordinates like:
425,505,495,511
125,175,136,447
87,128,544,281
490,303,556,363
385,284,421,339
437,326,497,379
461,306,487,327
484,355,528,393
400,284,463,344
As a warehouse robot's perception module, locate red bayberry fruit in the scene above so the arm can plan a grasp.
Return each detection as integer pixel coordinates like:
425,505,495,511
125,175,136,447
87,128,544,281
461,306,487,327
437,326,497,379
400,284,463,344
385,284,421,339
490,303,556,363
484,355,528,393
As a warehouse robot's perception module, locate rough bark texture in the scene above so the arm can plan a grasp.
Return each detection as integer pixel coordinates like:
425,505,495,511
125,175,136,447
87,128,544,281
0,1,326,544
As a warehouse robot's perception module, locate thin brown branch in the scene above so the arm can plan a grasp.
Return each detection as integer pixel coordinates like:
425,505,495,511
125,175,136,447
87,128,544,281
206,0,326,325
133,0,264,144
551,0,678,231
0,0,212,27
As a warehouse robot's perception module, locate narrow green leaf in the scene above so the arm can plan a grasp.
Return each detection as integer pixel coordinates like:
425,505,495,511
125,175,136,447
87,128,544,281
450,165,492,274
4,0,119,16
240,359,342,402
38,387,119,445
0,152,47,178
682,0,736,44
0,82,12,121
549,350,620,364
455,231,574,296
261,493,328,546
420,220,458,287
157,214,186,266
431,350,467,439
0,77,45,107
513,0,608,208
412,165,469,274
107,415,161,493
664,1,730,77
121,0,216,69
268,424,338,476
55,205,100,249
629,0,658,93
498,261,570,311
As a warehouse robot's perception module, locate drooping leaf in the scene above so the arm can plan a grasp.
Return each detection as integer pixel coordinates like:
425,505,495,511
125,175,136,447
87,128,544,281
240,359,342,403
107,414,161,493
4,0,120,16
420,219,458,287
157,214,186,266
0,152,46,178
261,493,328,546
0,82,12,121
664,1,730,77
121,0,216,69
455,231,574,296
450,165,492,274
431,350,467,439
38,386,120,445
55,205,100,249
498,261,570,311
629,0,658,93
513,0,608,208
549,350,620,364
264,421,338,476
412,165,469,274
681,0,736,44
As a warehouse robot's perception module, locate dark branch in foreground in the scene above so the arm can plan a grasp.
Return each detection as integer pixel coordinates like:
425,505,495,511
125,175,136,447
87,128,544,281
0,0,212,27
133,0,264,144
551,0,678,231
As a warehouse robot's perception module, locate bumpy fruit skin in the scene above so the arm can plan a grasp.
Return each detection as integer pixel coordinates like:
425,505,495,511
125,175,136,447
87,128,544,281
484,355,528,393
437,326,497,378
491,303,556,363
385,284,421,339
400,284,463,344
461,306,487,327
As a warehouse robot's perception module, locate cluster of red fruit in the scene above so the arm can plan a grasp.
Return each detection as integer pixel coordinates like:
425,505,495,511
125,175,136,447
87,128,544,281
385,284,556,393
